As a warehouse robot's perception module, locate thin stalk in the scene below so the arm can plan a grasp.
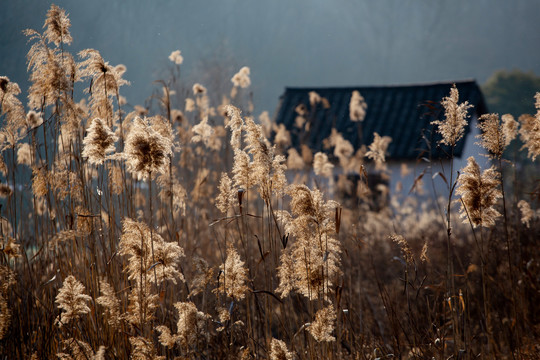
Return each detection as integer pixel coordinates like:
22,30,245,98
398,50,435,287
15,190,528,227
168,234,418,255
459,196,491,357
148,171,158,286
497,157,520,357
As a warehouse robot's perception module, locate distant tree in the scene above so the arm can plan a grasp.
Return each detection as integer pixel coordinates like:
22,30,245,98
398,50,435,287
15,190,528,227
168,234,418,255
482,69,540,117
482,70,540,201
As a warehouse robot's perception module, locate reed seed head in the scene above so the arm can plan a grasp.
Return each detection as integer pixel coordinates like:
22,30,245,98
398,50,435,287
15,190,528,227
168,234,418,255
168,50,183,65
82,118,118,165
174,301,209,347
123,116,173,180
518,94,540,160
270,338,294,360
96,279,122,329
477,113,508,159
365,132,392,171
231,66,251,88
518,200,535,228
55,275,92,327
44,4,72,46
349,90,367,122
215,245,248,300
455,156,502,228
307,304,336,342
431,84,473,147
313,152,334,178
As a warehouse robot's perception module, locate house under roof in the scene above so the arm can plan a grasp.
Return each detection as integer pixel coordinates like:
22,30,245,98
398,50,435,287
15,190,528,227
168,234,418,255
274,80,488,161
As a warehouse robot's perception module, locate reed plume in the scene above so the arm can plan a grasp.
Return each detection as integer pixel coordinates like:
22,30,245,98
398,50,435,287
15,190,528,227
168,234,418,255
271,153,288,197
301,144,313,165
78,49,129,123
225,104,244,149
420,240,429,263
231,66,251,89
119,218,185,285
43,4,72,46
232,148,253,192
188,256,215,298
16,143,32,166
273,123,291,148
269,338,294,360
192,83,207,95
258,110,272,138
365,132,392,171
390,234,414,265
287,148,305,170
0,76,25,148
502,114,519,146
170,108,184,123
185,98,195,112
82,118,117,165
168,50,183,65
349,90,367,122
517,200,535,228
215,245,248,300
48,230,79,250
96,279,122,329
24,24,73,111
238,114,287,199
313,152,334,178
192,116,215,148
518,93,540,160
57,339,106,360
154,325,177,349
26,110,43,129
55,275,92,327
122,116,173,180
216,172,235,214
476,113,516,159
455,156,502,228
124,281,158,328
276,185,341,300
50,163,82,201
129,336,162,360
309,91,321,106
431,84,473,147
334,139,354,168
156,301,209,349
307,304,336,342
325,128,355,168
295,114,306,129
226,106,287,203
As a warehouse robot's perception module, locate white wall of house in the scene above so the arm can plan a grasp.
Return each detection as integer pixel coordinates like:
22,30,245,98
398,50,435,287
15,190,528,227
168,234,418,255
387,114,492,204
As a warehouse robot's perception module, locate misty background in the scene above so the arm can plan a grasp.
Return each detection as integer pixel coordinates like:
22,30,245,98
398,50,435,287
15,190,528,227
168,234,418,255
2,0,540,116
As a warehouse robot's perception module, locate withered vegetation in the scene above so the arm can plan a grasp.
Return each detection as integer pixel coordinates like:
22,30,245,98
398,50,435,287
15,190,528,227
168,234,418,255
0,5,539,359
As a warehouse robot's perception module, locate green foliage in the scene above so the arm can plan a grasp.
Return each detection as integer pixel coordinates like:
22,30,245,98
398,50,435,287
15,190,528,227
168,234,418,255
482,69,540,117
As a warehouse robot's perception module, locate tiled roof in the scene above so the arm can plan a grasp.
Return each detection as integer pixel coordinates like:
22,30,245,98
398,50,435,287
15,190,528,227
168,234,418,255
273,80,488,160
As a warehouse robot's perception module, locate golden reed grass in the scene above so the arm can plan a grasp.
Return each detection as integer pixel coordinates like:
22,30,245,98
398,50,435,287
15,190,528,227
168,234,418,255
0,5,539,359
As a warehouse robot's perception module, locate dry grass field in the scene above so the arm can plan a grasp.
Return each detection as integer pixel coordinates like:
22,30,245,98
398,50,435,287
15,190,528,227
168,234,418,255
0,5,539,359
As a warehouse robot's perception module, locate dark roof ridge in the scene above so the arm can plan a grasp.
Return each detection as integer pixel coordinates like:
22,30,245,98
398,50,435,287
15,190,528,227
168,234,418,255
284,79,480,92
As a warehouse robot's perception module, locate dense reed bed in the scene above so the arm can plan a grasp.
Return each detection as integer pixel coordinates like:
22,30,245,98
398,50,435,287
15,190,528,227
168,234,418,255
0,5,539,359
